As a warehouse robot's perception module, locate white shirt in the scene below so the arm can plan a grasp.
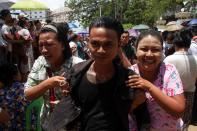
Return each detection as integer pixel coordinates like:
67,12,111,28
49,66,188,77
18,28,34,73
188,40,197,55
1,24,12,52
18,28,31,40
1,24,12,36
164,51,197,92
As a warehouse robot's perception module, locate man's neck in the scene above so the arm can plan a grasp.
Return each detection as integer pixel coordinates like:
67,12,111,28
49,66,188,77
175,47,188,52
87,61,115,84
93,61,114,74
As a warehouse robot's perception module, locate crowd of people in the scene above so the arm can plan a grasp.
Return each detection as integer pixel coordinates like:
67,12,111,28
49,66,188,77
0,8,197,131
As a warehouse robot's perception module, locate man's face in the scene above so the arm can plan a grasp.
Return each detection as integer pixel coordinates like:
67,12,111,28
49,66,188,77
166,37,173,44
88,27,120,65
121,32,129,46
36,22,42,30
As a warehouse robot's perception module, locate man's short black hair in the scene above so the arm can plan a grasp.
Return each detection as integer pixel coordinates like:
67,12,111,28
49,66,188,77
89,16,124,40
173,29,192,48
123,31,129,35
0,9,10,20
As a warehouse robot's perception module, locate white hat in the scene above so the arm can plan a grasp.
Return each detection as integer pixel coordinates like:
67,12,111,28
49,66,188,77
69,41,77,48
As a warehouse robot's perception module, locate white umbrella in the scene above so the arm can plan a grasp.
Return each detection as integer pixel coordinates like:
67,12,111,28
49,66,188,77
0,0,14,10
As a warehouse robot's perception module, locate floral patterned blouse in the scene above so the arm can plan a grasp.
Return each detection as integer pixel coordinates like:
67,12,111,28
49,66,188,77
0,82,28,130
129,62,183,131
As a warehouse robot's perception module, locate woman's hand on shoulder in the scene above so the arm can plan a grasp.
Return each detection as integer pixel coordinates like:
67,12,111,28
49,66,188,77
125,75,153,90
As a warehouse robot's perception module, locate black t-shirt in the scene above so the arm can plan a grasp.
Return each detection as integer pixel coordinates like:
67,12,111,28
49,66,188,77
77,73,124,131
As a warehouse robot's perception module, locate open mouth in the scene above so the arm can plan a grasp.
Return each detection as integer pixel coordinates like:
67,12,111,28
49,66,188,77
94,54,107,59
143,59,155,65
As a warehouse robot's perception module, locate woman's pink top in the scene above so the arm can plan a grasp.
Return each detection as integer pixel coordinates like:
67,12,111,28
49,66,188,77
130,62,183,131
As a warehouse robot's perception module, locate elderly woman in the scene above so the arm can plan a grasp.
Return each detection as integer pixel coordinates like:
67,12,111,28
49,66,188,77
126,30,185,131
24,22,83,130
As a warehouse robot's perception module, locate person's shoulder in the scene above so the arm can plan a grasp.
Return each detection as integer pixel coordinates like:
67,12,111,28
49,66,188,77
18,28,29,35
18,28,27,32
72,56,84,65
1,24,8,28
157,62,178,80
161,62,177,72
72,59,90,68
71,59,92,75
128,63,138,70
162,61,174,66
164,52,185,62
1,24,10,30
33,56,47,68
164,54,174,62
35,55,45,62
1,24,9,32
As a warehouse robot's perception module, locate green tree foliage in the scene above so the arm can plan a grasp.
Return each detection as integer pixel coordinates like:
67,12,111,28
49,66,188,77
65,0,186,26
124,0,147,25
65,0,113,26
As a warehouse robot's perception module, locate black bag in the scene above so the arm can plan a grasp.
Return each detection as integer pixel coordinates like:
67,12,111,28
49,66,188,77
47,96,81,131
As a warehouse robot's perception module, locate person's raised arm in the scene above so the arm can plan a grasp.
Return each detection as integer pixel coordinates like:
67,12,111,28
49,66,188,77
24,76,67,101
126,75,185,118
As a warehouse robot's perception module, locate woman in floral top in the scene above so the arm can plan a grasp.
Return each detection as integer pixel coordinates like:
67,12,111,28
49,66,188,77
0,63,28,130
126,30,185,131
24,23,83,130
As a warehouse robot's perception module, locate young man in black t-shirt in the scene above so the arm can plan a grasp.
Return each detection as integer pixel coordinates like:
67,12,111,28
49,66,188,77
69,17,141,131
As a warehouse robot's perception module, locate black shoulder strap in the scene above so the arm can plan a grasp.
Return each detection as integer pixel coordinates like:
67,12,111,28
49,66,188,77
46,67,52,77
